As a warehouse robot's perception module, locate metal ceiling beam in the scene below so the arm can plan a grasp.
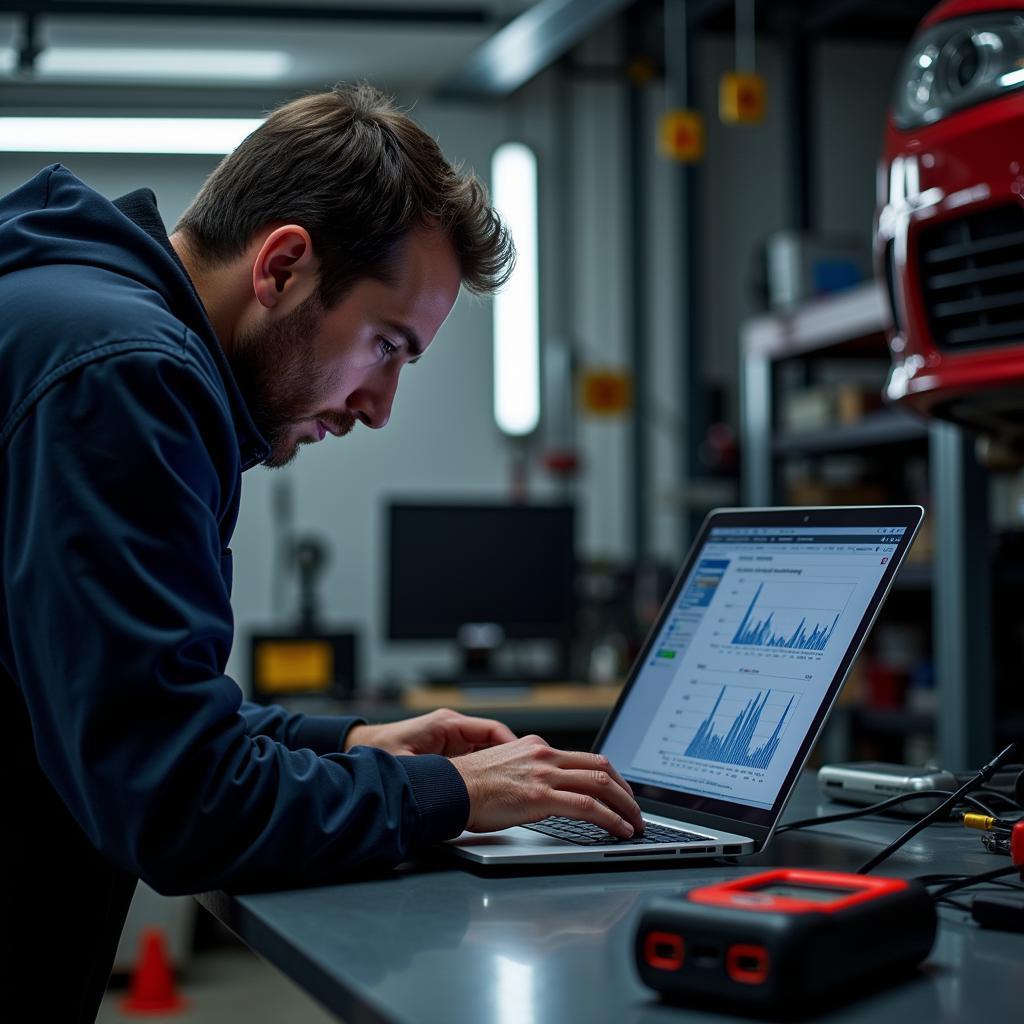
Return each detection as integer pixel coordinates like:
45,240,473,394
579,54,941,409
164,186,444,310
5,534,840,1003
0,2,489,24
687,0,732,21
437,0,637,99
0,81,297,114
799,0,872,35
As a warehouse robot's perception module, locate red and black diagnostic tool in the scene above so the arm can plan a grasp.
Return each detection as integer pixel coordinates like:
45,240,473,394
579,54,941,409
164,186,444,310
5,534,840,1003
635,869,936,1012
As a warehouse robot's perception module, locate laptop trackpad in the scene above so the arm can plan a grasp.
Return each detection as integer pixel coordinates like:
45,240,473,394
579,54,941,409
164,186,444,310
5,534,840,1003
449,826,567,849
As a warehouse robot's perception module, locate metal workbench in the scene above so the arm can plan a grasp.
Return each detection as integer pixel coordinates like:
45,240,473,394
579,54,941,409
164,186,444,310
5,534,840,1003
198,773,1023,1023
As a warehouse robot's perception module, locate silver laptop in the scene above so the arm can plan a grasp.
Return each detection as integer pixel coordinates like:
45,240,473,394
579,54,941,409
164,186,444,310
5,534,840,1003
447,505,924,865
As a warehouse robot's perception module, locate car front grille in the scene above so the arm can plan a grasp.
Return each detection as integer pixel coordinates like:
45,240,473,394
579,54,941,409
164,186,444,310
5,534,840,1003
884,240,902,334
919,204,1024,349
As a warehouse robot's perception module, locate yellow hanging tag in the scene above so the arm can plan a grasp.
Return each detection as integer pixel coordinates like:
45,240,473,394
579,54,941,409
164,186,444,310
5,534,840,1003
659,109,705,162
580,369,633,416
720,71,766,123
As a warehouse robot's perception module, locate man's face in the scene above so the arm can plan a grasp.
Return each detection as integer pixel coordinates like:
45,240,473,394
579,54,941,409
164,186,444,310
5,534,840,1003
230,225,461,468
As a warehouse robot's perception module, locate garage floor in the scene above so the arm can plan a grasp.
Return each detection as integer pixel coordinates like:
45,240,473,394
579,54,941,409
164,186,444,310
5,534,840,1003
98,940,339,1024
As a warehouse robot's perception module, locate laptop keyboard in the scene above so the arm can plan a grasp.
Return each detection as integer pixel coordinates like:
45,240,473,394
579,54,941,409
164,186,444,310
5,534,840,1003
522,816,711,846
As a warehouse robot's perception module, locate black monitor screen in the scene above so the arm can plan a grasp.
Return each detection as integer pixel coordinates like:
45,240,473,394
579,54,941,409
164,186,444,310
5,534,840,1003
387,503,576,640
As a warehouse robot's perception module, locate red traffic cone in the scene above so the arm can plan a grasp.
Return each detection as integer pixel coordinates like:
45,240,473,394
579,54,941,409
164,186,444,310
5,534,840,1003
119,927,188,1015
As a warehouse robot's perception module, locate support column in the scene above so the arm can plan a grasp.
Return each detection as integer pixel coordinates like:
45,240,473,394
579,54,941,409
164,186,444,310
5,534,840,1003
665,0,703,547
740,348,772,507
929,422,993,769
627,14,651,565
779,4,813,232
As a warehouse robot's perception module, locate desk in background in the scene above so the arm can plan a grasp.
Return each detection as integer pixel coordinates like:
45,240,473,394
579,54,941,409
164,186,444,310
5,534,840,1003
197,774,1022,1024
283,683,624,752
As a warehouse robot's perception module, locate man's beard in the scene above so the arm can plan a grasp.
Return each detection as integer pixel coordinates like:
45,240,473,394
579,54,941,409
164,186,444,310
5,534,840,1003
228,294,354,468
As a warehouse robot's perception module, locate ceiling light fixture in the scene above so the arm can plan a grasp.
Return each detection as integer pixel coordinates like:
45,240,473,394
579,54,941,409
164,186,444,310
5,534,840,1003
45,47,292,80
0,117,264,154
491,141,541,438
0,47,292,81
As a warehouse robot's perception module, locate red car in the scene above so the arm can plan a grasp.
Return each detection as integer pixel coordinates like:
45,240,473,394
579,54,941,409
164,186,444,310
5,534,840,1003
879,0,1024,437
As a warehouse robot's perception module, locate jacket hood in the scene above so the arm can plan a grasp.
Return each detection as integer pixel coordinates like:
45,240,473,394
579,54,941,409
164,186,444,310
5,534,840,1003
0,163,211,342
0,163,269,468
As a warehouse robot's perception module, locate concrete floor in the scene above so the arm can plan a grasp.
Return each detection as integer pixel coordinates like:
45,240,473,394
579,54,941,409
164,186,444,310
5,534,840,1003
98,944,340,1024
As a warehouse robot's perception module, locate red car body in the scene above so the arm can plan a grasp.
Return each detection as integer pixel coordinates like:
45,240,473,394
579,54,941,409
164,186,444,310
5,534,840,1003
879,0,1024,437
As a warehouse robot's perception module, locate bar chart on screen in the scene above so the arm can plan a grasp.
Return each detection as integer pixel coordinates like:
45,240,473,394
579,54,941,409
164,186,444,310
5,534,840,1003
655,678,800,773
732,582,838,651
708,577,856,656
684,684,794,769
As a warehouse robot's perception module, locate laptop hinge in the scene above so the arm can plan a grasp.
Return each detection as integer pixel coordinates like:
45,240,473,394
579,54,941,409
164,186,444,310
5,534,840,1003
639,797,771,847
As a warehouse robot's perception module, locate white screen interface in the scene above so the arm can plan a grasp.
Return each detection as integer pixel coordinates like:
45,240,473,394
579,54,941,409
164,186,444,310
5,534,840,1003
601,524,906,811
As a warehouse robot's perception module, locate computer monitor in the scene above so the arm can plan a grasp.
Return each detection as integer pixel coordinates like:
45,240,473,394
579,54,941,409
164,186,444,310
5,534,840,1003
387,502,576,676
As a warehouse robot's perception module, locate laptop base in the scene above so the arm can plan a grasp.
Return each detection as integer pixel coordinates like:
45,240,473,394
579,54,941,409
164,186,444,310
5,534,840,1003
447,821,756,866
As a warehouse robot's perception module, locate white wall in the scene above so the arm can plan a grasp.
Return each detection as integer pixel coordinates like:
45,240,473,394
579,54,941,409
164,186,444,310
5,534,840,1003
0,152,221,219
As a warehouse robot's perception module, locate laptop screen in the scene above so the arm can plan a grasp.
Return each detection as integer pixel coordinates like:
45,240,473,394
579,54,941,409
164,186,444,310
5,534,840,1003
598,507,922,830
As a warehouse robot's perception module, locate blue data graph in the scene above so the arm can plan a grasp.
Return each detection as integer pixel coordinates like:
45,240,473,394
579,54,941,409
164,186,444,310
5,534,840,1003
731,582,841,652
684,685,794,770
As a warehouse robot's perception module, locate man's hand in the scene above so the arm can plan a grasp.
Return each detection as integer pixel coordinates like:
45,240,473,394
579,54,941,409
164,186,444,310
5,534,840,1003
451,735,644,839
343,708,517,757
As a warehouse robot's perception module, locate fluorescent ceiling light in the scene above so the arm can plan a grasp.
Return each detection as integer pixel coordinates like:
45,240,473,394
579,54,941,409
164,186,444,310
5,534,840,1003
0,47,292,81
492,141,541,438
0,117,264,154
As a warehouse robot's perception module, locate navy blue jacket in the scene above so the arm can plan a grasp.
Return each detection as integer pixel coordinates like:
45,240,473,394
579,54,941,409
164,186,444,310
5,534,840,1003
0,166,469,1016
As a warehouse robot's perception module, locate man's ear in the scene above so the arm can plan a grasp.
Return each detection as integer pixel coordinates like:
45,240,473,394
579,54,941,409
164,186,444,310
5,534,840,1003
251,225,319,313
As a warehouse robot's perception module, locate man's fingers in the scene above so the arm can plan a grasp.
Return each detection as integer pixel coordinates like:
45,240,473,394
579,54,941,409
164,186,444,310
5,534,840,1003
455,715,518,746
436,715,517,755
543,748,642,833
552,769,644,833
596,759,635,799
416,710,517,755
451,735,641,835
543,791,635,839
546,749,636,798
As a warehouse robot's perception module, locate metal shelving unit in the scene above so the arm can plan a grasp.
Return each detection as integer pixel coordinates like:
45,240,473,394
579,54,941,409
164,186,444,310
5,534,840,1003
773,409,928,457
740,281,994,769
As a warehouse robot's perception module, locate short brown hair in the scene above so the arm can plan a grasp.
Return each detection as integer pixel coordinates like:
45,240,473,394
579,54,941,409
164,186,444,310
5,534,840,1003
176,83,514,304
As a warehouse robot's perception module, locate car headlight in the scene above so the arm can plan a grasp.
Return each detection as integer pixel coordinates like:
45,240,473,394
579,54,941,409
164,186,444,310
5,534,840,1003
893,13,1024,129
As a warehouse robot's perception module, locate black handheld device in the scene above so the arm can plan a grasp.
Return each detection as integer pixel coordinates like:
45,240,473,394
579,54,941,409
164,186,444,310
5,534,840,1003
635,868,936,1012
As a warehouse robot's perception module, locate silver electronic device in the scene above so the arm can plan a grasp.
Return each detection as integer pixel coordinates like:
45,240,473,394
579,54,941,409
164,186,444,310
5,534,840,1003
447,505,924,866
818,762,959,815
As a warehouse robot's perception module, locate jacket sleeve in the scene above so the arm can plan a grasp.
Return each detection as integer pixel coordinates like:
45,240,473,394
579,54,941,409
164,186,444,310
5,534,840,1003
2,345,469,895
238,701,366,756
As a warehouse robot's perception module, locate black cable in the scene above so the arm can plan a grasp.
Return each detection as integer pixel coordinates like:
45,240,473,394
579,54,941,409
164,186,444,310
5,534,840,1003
958,795,1000,817
857,743,1018,875
921,876,1024,917
915,869,1023,915
972,788,1024,811
955,765,1023,786
915,872,1024,892
935,896,974,912
966,798,999,815
927,865,1022,900
778,790,947,833
957,767,1024,808
776,789,997,835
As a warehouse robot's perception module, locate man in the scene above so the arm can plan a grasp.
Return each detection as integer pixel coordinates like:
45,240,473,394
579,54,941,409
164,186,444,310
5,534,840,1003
0,84,642,1018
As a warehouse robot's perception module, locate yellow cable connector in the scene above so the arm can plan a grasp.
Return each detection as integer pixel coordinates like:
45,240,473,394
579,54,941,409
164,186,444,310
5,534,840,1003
963,813,998,832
